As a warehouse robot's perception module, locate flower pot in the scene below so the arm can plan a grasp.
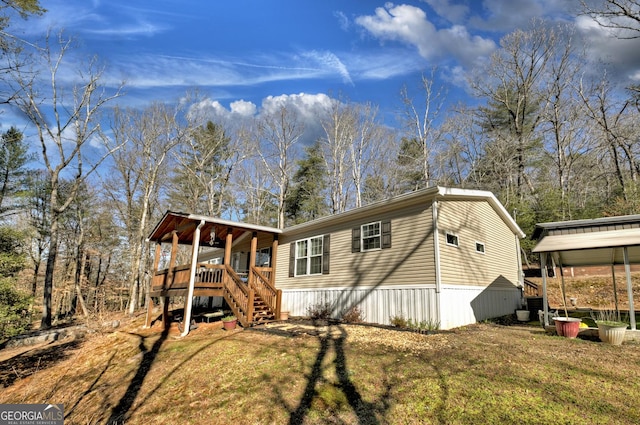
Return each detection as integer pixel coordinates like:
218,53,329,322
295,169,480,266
516,310,530,322
597,322,627,345
280,311,289,321
553,317,581,338
222,319,237,330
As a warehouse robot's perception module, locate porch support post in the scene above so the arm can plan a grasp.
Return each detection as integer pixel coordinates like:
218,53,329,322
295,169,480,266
541,252,549,327
145,297,155,328
162,296,170,330
167,231,179,284
181,220,205,337
249,232,257,286
224,227,233,266
162,231,179,329
611,252,620,320
153,242,162,271
271,235,279,286
145,242,163,328
623,246,636,330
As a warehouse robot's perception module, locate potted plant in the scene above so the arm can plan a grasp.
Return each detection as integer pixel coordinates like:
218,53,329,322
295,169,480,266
552,274,581,338
552,316,582,338
221,315,238,330
592,309,628,345
515,301,530,321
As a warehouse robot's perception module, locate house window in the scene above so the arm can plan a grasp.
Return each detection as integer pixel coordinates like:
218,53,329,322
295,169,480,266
352,220,392,252
257,247,271,267
295,236,323,276
361,222,381,251
446,232,459,247
475,242,485,254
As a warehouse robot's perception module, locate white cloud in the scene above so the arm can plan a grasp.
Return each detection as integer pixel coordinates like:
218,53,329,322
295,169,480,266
334,10,350,31
190,93,333,145
230,100,257,116
302,51,353,85
575,15,640,85
355,3,496,68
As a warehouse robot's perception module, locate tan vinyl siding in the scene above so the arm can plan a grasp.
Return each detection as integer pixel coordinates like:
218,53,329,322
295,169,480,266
437,200,519,288
276,203,436,290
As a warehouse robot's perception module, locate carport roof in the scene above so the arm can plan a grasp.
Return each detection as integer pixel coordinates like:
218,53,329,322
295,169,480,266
531,215,640,266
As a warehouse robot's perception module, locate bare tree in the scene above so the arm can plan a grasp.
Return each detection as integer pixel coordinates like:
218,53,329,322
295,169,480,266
578,77,640,201
400,68,447,189
104,102,186,315
349,102,385,208
320,96,355,214
257,105,304,228
532,26,597,220
582,0,640,38
470,21,559,202
5,33,123,328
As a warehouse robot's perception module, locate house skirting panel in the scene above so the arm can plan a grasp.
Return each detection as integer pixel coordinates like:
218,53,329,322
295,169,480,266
439,284,521,329
281,285,438,326
282,284,521,330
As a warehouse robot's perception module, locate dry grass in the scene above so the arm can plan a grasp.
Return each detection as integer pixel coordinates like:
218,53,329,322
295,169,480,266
530,272,640,310
1,315,640,425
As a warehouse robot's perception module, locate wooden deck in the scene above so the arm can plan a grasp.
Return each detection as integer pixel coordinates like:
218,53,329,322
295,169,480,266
149,263,281,327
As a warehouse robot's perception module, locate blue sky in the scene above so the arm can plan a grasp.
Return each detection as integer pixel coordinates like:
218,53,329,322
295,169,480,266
5,0,640,139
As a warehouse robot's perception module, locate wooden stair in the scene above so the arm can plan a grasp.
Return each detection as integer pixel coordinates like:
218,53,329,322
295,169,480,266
221,287,277,327
251,295,276,324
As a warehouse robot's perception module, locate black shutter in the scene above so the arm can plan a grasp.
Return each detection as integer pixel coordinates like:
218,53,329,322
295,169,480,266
289,242,296,277
322,234,330,274
382,220,392,249
352,227,361,253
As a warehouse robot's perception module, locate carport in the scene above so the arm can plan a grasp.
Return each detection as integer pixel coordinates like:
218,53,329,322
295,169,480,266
532,215,640,330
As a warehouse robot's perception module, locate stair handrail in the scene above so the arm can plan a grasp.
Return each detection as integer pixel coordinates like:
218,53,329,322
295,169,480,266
250,266,281,320
523,278,540,297
223,265,253,326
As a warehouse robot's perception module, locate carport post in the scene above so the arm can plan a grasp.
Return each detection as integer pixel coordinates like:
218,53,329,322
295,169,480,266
541,252,549,327
623,247,636,330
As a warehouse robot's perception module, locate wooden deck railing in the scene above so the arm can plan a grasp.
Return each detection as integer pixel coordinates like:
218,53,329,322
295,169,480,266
151,263,225,294
250,266,281,320
223,265,254,327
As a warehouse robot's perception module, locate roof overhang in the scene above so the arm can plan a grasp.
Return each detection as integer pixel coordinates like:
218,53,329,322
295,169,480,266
283,186,525,239
147,211,282,246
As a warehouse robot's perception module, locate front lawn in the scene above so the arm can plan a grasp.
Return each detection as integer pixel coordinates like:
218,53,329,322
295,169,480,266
1,319,639,424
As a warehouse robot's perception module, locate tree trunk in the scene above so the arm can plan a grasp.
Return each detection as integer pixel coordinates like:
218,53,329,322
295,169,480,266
40,217,59,329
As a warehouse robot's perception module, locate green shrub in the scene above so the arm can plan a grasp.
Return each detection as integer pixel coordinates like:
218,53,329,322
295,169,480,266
0,277,33,339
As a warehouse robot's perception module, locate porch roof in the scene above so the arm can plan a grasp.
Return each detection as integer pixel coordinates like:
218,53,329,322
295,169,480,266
147,211,282,246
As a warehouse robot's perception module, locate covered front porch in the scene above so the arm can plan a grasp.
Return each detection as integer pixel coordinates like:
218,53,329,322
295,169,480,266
145,211,283,335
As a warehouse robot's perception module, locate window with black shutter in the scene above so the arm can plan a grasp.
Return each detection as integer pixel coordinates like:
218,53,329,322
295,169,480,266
352,220,391,252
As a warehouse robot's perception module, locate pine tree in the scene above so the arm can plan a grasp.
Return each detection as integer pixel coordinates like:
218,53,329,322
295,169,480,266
286,142,328,225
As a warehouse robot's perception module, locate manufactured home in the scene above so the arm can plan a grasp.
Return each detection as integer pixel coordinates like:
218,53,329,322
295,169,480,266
146,187,525,333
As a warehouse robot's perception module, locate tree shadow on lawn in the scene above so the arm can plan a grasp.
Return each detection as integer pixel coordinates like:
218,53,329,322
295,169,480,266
0,338,83,388
106,329,169,425
267,323,393,425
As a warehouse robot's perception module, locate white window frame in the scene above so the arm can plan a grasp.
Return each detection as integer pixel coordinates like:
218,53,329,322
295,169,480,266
361,221,382,252
445,232,459,247
257,247,271,267
294,236,323,276
475,241,485,254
